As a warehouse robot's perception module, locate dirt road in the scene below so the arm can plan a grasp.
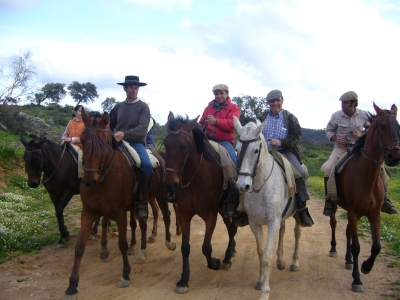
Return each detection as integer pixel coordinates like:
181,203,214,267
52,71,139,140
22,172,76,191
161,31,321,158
0,197,399,300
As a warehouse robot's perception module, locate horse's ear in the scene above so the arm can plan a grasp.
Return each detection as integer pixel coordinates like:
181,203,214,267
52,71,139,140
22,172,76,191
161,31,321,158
20,136,28,147
390,104,397,117
82,108,91,126
233,116,243,135
373,102,384,115
101,112,110,126
168,111,175,122
255,120,266,137
186,115,199,131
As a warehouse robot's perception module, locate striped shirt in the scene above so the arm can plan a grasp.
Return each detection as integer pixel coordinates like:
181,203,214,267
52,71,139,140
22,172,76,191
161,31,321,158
262,110,287,150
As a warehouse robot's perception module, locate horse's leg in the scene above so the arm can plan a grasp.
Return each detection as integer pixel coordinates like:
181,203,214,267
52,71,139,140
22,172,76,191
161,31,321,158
156,194,176,251
329,214,338,257
202,214,221,271
64,210,98,300
345,224,353,269
276,220,286,270
249,223,264,291
348,213,363,292
219,214,238,269
115,212,131,288
99,217,110,259
173,203,182,236
134,218,148,264
128,209,137,255
361,215,381,274
90,218,100,240
51,192,73,249
290,220,302,271
175,214,192,294
148,197,159,243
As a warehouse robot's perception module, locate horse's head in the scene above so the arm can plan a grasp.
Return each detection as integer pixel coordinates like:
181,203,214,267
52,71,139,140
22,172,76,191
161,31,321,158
21,136,46,188
80,108,114,187
234,116,266,192
372,103,400,166
163,112,199,194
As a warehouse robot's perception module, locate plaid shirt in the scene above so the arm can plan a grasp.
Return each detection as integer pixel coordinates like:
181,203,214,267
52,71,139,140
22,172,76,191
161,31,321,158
262,110,287,150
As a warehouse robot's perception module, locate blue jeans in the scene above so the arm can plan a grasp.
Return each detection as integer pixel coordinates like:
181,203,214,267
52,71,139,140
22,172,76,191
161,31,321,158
214,140,237,166
128,141,153,174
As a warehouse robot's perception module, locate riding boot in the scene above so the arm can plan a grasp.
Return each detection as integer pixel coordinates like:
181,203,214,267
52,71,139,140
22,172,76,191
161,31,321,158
234,211,249,227
136,173,153,220
381,197,399,214
295,195,314,227
323,176,337,216
224,184,238,218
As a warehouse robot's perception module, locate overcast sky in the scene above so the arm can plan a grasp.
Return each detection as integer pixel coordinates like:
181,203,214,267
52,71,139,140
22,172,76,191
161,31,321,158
1,0,400,129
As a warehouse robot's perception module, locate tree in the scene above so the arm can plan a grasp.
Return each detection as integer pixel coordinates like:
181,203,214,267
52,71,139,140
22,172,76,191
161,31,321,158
0,50,35,107
68,81,99,105
101,97,117,112
31,83,66,106
232,94,268,124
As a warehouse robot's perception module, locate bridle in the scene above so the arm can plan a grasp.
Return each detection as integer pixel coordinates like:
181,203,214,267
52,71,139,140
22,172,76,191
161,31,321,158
164,129,203,188
361,114,400,164
82,127,117,183
236,136,274,193
24,142,67,184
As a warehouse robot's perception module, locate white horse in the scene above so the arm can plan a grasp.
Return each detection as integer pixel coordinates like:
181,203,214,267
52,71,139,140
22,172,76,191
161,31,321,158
234,116,302,300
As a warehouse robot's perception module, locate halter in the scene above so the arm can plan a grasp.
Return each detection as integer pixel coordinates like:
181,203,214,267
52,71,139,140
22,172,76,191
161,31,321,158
164,129,203,188
82,127,117,183
361,114,400,164
236,136,274,193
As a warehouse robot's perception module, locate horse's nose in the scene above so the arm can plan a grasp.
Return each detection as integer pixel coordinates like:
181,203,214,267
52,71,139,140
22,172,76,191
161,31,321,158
163,181,178,194
245,184,250,191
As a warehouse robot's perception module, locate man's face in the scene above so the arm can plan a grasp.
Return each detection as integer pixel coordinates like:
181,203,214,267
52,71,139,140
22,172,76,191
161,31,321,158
213,90,228,103
341,101,356,116
124,85,140,100
267,97,283,116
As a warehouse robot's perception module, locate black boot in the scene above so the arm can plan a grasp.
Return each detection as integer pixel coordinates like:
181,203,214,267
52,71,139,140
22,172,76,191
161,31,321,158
295,196,314,227
381,197,399,214
234,211,249,227
224,184,238,218
323,176,337,216
136,173,153,220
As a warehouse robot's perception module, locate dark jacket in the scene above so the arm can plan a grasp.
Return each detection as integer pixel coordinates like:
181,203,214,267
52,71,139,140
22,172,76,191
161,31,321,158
259,109,302,164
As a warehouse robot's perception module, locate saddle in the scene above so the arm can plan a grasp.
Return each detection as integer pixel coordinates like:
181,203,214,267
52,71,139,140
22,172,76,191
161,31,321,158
118,140,160,170
326,152,353,204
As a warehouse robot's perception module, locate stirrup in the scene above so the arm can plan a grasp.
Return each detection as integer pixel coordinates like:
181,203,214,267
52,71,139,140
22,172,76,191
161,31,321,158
381,198,399,214
224,200,237,218
323,199,337,216
234,212,249,227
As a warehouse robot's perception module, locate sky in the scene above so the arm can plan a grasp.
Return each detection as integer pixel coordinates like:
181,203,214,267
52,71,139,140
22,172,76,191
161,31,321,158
1,0,400,129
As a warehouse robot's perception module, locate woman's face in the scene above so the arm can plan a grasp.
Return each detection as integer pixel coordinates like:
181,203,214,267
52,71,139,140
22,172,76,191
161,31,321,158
75,107,82,118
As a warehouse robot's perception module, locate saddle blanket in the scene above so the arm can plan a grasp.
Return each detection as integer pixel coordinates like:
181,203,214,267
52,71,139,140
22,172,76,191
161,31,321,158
68,143,84,178
121,140,160,169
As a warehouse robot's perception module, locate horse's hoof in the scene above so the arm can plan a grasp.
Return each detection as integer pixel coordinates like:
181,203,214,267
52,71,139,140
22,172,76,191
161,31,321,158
255,282,262,290
361,261,372,274
289,264,299,272
128,248,135,256
134,249,147,264
117,277,130,288
345,263,353,270
148,236,156,243
64,294,78,300
165,240,176,251
352,284,364,292
175,286,188,294
329,251,337,257
88,234,95,240
100,251,110,260
232,250,237,258
55,243,66,249
277,261,286,270
221,262,232,270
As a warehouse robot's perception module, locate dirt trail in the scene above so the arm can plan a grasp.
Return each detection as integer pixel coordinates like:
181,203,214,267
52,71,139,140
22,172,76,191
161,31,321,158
0,197,399,300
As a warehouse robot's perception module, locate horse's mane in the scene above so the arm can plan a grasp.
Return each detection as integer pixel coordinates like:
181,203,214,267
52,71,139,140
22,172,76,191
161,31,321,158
352,111,374,154
167,115,218,162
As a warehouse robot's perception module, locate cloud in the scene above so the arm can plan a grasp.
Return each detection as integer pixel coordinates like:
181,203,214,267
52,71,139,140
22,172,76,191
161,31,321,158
125,0,192,10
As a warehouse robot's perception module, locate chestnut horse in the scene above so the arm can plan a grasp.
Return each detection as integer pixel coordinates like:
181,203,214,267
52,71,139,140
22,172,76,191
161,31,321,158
64,110,176,299
328,103,400,292
21,135,163,253
163,112,238,294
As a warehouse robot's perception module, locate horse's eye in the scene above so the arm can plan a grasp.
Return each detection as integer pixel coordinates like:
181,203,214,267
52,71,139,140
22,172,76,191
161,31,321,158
180,145,187,151
255,149,259,154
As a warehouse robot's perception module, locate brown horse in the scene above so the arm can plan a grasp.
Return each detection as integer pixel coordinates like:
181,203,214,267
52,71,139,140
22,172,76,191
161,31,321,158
163,112,238,294
328,103,400,292
20,135,163,253
64,110,176,299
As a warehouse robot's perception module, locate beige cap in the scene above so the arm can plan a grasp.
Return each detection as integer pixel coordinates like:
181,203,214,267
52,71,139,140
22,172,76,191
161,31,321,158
212,84,229,92
339,91,358,102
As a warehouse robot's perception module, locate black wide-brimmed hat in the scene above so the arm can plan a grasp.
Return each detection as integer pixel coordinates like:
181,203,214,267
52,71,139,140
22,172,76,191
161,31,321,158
117,75,147,87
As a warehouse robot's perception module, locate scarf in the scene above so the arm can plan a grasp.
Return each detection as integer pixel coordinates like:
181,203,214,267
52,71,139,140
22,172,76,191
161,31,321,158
209,99,228,112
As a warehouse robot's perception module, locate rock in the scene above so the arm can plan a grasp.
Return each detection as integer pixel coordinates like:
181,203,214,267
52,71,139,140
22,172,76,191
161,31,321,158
17,112,61,141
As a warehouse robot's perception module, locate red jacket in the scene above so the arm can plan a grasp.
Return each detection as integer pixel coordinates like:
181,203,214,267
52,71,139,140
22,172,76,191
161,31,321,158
199,97,240,144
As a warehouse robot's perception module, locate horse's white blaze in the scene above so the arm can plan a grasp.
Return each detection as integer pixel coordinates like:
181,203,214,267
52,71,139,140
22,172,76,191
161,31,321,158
233,116,302,300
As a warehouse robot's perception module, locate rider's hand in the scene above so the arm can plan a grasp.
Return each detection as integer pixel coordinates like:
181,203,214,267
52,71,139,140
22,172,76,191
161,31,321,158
335,136,346,147
114,131,124,142
270,138,282,147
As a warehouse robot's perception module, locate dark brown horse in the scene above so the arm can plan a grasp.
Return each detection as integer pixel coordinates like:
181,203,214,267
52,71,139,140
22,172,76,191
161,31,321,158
163,112,238,294
20,135,163,253
328,103,400,292
64,110,175,299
